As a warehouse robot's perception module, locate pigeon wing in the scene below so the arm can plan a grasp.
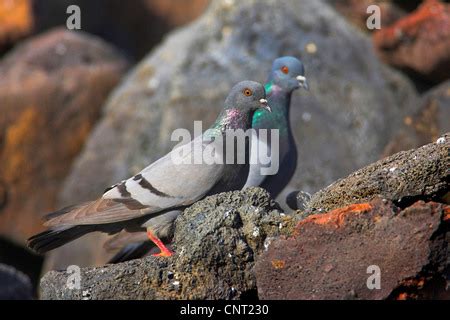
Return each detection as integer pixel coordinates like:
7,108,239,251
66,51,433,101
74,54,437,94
45,135,225,226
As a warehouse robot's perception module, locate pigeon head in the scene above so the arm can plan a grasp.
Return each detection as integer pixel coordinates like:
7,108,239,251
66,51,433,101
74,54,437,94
268,56,308,92
225,80,270,114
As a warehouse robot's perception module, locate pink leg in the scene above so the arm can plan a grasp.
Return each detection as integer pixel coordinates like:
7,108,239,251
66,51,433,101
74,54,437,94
147,230,173,257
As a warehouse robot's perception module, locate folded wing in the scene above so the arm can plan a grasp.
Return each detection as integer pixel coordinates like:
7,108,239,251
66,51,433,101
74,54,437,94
45,135,225,226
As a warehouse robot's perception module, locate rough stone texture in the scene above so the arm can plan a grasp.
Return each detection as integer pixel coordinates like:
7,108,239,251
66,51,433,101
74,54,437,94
39,138,450,300
307,132,449,213
32,0,210,60
0,28,128,245
0,0,33,52
53,0,418,269
383,81,450,156
255,199,449,300
373,0,450,83
40,188,299,300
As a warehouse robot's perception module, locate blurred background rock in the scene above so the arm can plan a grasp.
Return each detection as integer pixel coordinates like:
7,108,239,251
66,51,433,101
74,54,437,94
0,0,448,297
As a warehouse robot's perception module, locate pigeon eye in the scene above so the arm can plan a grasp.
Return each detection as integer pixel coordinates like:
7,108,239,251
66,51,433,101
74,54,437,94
281,66,289,74
243,88,253,96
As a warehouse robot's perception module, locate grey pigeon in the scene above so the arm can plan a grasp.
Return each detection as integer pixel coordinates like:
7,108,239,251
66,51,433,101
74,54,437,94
107,56,308,262
28,81,269,257
244,56,308,199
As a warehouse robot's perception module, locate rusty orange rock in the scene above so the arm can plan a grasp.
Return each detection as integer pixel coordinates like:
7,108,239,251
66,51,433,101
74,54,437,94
143,0,210,26
0,28,128,245
294,203,373,235
396,292,409,300
443,205,450,221
0,0,33,49
255,199,449,299
271,259,285,270
373,0,450,82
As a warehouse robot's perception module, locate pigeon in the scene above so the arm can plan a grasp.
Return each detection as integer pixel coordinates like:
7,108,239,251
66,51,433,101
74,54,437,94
28,81,270,257
244,56,308,198
106,57,309,262
106,56,308,262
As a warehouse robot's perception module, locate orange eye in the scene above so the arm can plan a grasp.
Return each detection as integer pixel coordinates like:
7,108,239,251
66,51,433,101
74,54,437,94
281,66,289,74
243,88,253,96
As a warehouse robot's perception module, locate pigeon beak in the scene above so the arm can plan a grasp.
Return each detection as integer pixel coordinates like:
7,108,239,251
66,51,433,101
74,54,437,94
297,75,309,91
259,98,271,112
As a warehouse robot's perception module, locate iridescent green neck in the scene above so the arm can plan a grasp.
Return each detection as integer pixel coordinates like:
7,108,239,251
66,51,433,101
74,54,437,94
264,81,274,96
252,81,291,135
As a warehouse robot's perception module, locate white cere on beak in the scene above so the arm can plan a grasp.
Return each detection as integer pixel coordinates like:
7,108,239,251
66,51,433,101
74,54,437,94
296,75,309,90
259,98,271,112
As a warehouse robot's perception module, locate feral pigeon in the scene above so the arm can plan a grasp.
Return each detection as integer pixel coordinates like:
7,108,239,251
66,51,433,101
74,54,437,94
244,56,308,198
28,81,269,257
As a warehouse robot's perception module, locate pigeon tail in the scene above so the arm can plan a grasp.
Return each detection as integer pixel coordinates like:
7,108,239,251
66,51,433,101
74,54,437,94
27,225,94,254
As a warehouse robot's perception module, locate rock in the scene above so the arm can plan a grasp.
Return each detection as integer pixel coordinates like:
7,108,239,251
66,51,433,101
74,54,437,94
32,0,210,60
40,188,298,300
328,0,406,31
54,0,418,268
0,0,33,52
373,0,450,83
286,190,312,211
0,263,33,300
307,132,449,212
0,28,128,246
0,237,44,295
40,138,449,300
382,81,450,156
255,199,449,299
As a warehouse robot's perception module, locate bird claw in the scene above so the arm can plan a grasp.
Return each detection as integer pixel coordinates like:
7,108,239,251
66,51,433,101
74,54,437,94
152,250,173,257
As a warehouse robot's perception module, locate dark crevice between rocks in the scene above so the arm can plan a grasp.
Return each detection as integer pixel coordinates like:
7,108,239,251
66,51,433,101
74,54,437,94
395,188,449,210
239,288,259,301
387,275,449,300
32,0,186,62
392,0,426,13
398,68,437,94
0,237,44,298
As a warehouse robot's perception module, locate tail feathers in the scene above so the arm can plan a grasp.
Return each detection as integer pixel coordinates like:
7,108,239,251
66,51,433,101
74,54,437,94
27,225,94,254
108,242,153,264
